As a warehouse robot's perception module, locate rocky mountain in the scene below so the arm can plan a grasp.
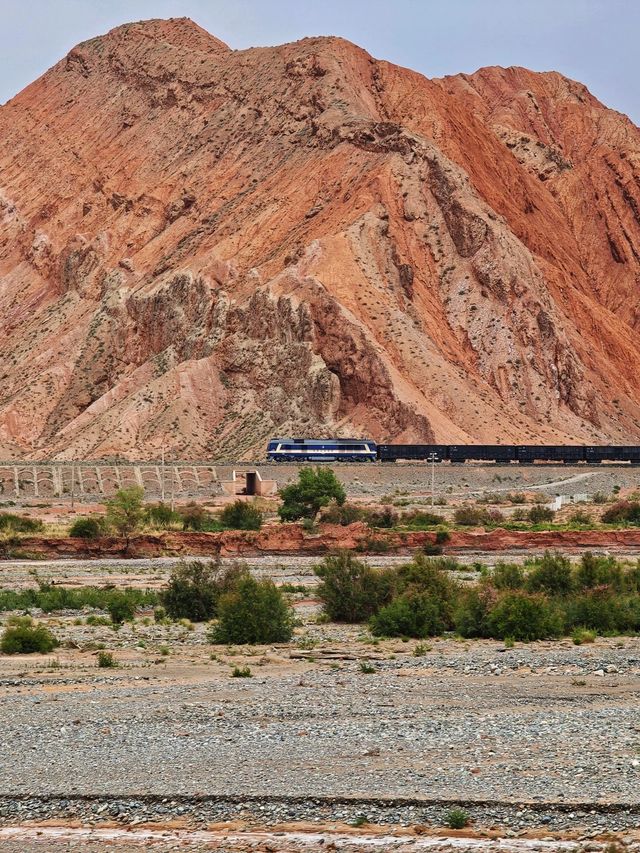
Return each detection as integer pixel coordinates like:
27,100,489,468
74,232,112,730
1,18,640,460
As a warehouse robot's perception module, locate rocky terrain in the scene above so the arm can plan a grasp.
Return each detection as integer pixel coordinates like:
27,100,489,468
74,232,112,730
0,609,639,842
1,18,640,459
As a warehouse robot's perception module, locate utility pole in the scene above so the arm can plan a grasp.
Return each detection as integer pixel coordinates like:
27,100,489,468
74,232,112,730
70,462,75,511
428,452,437,508
170,464,175,513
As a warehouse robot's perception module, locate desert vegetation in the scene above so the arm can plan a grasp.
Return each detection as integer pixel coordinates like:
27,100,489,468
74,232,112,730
314,550,640,641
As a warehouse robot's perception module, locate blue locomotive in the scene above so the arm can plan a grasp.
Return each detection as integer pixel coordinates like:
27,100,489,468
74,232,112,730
267,438,377,462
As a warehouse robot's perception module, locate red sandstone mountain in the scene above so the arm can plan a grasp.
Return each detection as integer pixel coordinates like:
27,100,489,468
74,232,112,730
1,18,640,460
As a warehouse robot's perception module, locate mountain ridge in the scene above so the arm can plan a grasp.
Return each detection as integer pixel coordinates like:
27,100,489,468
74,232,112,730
1,18,639,459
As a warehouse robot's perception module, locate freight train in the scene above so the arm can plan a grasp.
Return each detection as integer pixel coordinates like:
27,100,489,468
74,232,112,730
266,438,640,464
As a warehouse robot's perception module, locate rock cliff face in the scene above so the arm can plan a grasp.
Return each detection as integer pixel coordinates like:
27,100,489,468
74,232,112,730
1,18,640,459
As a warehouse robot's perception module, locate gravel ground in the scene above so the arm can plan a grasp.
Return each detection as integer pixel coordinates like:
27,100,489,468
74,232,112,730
216,463,640,500
1,608,639,835
0,555,411,589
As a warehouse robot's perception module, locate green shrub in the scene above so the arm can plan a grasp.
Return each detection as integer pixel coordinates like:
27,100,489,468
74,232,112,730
487,592,562,641
601,501,640,525
506,492,527,504
358,661,376,674
69,516,102,539
180,503,223,531
563,590,640,634
445,808,470,829
575,552,624,591
231,665,252,678
392,555,459,605
97,650,118,668
210,576,293,644
1,623,58,654
153,605,167,623
220,500,263,531
161,560,247,621
361,507,398,528
435,529,451,544
146,502,180,529
399,510,444,529
526,552,574,596
453,507,503,526
315,551,393,622
568,509,592,526
492,562,525,590
454,586,496,638
528,505,555,523
319,503,364,526
572,627,596,645
0,513,44,533
86,615,112,626
370,591,448,638
107,593,136,625
369,556,461,638
278,467,346,521
0,584,157,614
105,487,145,544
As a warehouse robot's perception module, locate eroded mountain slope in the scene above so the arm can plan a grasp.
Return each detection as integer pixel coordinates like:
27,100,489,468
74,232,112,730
1,18,639,459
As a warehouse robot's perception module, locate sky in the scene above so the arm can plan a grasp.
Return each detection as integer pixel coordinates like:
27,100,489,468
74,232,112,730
1,0,638,123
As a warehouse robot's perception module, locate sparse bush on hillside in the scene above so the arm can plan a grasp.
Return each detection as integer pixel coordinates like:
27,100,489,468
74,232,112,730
505,493,528,504
362,507,398,528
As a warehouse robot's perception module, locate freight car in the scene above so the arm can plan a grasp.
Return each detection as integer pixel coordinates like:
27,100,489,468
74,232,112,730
267,440,640,464
376,444,640,464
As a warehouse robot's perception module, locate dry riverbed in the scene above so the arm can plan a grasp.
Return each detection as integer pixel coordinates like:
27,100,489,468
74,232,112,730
1,596,640,840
